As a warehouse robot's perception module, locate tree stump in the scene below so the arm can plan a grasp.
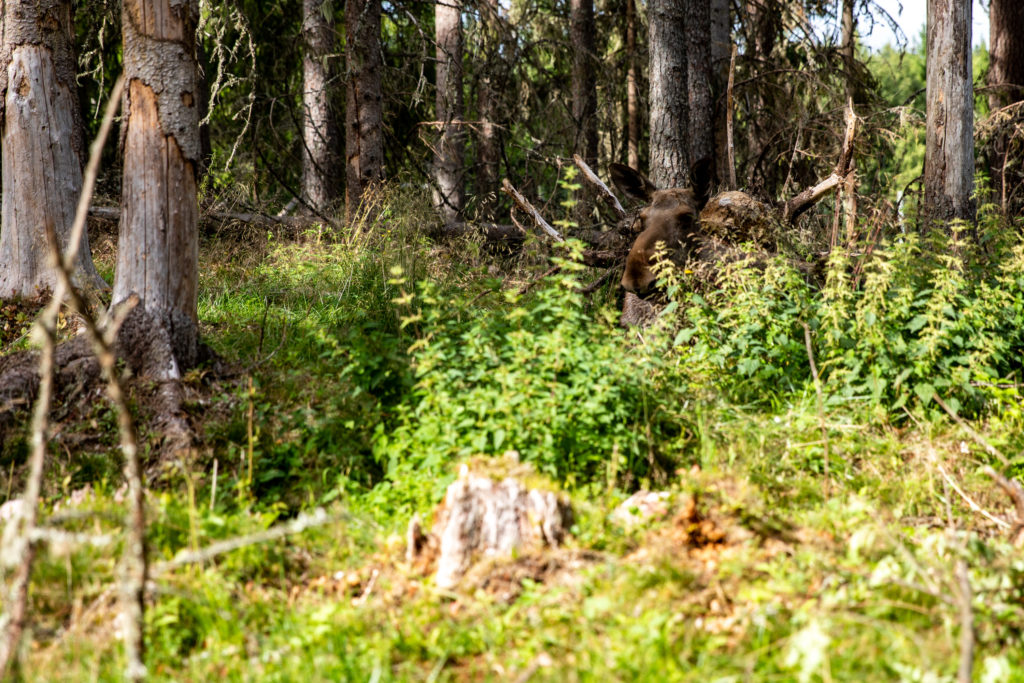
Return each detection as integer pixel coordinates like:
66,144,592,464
407,465,573,591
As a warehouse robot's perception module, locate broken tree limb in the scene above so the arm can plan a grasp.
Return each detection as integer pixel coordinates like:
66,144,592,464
501,179,564,242
573,154,626,220
783,101,858,226
984,466,1024,548
783,173,843,224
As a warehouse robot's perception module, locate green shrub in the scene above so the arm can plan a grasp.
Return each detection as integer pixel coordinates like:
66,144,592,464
373,241,682,504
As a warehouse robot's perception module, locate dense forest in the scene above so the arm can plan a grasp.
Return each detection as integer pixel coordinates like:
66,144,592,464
1,0,1023,679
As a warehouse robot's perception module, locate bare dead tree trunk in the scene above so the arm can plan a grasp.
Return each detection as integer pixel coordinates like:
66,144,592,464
0,0,105,299
434,0,465,223
116,0,202,377
301,0,342,213
625,0,641,169
345,0,384,223
648,0,689,187
924,0,975,225
685,0,715,178
841,0,855,93
571,0,598,166
987,0,1024,210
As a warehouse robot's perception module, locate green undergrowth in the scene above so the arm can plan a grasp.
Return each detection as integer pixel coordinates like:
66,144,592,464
9,195,1024,681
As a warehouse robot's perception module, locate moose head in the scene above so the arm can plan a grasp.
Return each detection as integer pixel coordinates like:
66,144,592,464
611,159,715,295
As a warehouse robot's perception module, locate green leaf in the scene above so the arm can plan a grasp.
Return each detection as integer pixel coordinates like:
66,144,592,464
913,382,936,405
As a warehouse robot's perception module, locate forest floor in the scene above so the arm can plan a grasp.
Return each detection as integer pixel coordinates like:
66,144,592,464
3,208,1024,682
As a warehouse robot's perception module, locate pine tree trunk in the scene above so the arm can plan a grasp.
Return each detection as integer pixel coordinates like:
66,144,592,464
476,0,502,217
571,0,598,165
685,0,714,177
0,0,104,299
987,0,1024,210
625,0,641,169
648,0,688,188
924,0,975,224
710,0,729,172
301,0,342,213
434,0,465,223
115,0,202,369
345,0,384,223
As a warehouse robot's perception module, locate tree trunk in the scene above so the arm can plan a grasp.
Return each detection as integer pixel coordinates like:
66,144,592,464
625,0,641,169
571,0,598,166
0,0,105,299
924,0,975,225
434,0,465,223
841,0,856,101
987,0,1024,210
476,0,503,217
345,0,384,223
301,0,342,214
116,0,202,371
648,0,689,188
685,0,715,178
710,0,730,172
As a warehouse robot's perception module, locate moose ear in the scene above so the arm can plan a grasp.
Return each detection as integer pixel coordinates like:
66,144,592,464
689,157,715,210
610,163,659,202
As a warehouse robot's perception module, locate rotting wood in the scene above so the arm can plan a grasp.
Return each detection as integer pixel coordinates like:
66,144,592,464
407,465,573,591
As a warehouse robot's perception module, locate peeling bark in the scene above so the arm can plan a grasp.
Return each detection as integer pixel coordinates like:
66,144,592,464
924,0,975,224
0,0,104,299
115,0,201,355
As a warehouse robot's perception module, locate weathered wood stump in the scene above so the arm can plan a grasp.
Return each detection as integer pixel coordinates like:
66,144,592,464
407,465,573,590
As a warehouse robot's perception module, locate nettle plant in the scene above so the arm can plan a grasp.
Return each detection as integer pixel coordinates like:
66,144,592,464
374,240,680,500
664,219,1024,416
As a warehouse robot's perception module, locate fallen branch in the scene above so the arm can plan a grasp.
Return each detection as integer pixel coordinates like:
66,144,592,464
501,179,564,242
726,44,738,190
151,508,335,577
573,154,626,220
935,462,1011,529
933,394,1010,466
983,467,1024,547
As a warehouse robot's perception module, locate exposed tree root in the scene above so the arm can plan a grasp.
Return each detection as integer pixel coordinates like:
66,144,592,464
0,305,207,462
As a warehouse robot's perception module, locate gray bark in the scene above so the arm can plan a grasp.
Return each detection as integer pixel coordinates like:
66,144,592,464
686,0,715,176
0,0,104,299
434,0,465,222
648,0,689,188
116,0,201,362
301,0,342,213
840,0,856,104
345,0,384,223
924,0,975,224
571,0,598,165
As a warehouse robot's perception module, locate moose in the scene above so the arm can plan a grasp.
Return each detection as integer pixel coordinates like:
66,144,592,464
609,159,777,326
